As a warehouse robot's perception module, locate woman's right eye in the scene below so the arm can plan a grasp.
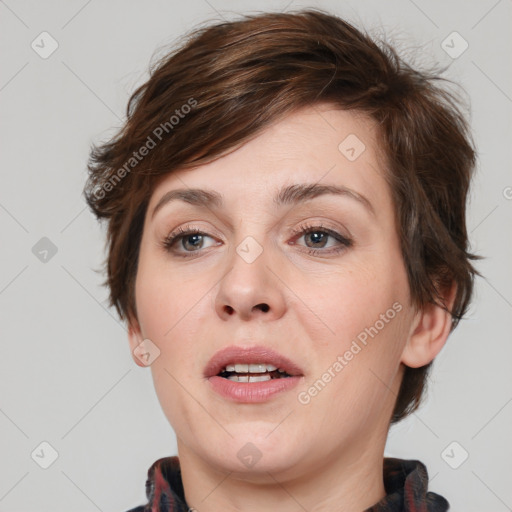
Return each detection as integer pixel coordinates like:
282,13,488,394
162,226,219,257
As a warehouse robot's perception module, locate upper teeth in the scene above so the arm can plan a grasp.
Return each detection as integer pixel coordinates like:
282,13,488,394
224,363,279,373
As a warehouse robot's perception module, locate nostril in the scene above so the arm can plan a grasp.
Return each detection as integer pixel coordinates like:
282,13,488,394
222,303,269,315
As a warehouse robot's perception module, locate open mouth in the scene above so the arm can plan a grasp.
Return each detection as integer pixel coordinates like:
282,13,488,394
218,363,293,382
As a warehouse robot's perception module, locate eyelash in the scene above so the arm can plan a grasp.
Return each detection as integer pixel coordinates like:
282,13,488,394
161,222,353,258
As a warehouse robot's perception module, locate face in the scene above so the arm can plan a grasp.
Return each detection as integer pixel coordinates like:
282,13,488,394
129,105,418,479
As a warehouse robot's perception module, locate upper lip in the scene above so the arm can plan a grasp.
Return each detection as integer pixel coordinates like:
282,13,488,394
204,345,304,378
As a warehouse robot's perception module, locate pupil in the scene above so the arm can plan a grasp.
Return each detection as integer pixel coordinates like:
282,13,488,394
183,234,202,250
307,232,326,248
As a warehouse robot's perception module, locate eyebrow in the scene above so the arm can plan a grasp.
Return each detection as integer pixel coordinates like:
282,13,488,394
151,183,375,219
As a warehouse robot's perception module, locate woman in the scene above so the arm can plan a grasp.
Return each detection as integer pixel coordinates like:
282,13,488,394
85,9,477,512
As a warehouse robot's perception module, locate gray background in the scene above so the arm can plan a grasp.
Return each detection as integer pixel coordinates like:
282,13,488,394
1,0,511,510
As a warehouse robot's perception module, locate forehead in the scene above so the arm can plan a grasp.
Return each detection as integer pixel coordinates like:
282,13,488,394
148,105,389,212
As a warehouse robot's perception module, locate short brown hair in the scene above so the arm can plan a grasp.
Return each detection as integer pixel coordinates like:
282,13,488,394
85,9,478,423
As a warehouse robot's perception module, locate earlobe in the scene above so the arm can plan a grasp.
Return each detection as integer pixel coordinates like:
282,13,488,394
127,317,147,368
401,285,456,368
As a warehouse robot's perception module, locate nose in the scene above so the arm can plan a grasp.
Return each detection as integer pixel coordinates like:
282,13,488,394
214,238,287,322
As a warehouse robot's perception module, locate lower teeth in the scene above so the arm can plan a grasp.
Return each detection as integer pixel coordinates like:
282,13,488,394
227,374,272,383
222,370,289,382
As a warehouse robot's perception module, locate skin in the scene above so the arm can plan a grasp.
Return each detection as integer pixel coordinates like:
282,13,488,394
128,104,453,512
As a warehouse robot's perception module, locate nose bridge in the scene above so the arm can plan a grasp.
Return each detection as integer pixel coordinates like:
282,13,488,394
214,230,286,321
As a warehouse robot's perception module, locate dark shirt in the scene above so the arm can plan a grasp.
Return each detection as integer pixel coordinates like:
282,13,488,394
126,456,449,511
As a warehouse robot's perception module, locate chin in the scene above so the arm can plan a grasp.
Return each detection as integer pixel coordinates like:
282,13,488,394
217,451,302,480
202,431,307,477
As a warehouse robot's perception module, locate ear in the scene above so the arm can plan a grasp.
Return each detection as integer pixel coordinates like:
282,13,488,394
127,316,147,368
401,284,456,368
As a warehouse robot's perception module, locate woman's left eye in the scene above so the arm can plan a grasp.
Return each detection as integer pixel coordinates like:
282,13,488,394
162,223,352,258
290,223,353,255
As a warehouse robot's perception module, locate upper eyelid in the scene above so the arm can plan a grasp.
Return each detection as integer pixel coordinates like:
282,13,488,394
167,222,344,238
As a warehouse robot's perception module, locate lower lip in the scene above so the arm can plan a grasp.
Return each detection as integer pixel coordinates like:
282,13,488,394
208,375,302,403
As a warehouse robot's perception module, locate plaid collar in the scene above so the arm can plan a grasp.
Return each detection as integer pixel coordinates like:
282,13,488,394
126,456,449,512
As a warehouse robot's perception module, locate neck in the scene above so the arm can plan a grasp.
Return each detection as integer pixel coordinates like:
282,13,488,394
178,430,387,512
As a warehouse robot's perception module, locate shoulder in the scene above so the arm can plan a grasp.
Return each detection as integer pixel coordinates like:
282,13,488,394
124,456,188,512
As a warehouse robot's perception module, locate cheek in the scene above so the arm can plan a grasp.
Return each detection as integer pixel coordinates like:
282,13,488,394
134,255,208,425
134,247,216,378
135,241,202,335
298,255,408,342
300,300,410,431
293,250,412,411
